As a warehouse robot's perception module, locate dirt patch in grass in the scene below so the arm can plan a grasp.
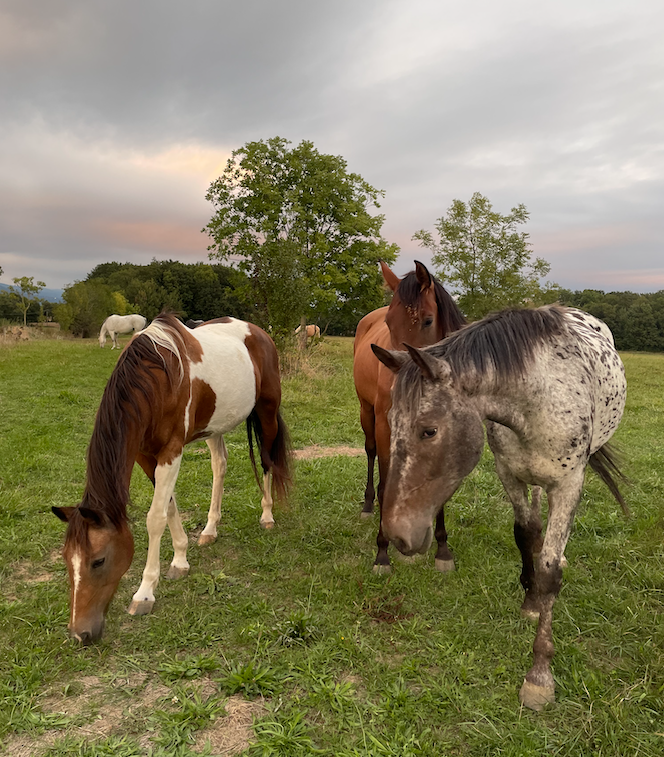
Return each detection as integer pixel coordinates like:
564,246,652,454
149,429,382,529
194,695,266,755
294,445,364,460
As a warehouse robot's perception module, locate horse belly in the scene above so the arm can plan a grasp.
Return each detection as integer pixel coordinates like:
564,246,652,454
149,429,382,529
189,330,257,436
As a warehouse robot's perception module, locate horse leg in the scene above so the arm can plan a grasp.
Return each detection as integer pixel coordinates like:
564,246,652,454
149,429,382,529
519,473,584,710
373,447,391,574
165,494,190,579
110,330,118,349
530,486,568,569
198,436,228,546
434,507,455,572
494,460,543,621
128,454,183,616
359,400,376,517
252,396,281,529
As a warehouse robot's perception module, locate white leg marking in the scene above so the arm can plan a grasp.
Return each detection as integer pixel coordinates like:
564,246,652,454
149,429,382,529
131,456,183,606
199,436,228,543
260,471,275,528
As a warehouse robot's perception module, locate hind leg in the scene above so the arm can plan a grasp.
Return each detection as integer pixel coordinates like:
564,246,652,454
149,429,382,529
165,494,190,579
260,471,274,529
252,395,281,529
198,436,228,546
434,507,455,572
359,400,377,517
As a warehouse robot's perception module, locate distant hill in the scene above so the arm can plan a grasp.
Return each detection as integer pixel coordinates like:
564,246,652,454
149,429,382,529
0,282,63,303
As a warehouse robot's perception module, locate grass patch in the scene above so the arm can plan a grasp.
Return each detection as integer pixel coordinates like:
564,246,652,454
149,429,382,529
0,337,663,755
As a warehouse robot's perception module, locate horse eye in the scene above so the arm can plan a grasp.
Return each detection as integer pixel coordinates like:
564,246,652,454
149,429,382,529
91,558,106,569
421,428,437,439
423,318,434,328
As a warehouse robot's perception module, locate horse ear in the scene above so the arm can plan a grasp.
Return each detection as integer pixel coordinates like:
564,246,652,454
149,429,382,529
379,260,401,292
52,506,76,523
414,260,433,291
371,344,409,373
77,507,107,527
404,344,451,383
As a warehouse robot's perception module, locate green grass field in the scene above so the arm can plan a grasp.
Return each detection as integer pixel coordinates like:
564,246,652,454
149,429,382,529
0,334,663,756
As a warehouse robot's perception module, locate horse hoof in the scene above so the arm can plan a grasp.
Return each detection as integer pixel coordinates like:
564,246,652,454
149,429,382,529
166,565,189,580
360,511,373,521
127,599,154,616
197,534,217,546
372,563,392,575
260,521,275,530
519,679,555,711
520,607,540,622
435,558,456,573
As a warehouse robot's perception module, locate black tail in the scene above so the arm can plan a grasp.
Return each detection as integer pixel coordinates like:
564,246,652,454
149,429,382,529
588,443,630,517
246,409,292,503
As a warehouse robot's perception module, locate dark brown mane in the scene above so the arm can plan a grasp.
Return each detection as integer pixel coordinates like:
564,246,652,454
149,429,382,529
394,305,569,409
396,271,467,334
81,314,185,528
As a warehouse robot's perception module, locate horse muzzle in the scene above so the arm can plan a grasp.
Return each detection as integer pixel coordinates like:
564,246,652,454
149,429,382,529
387,524,433,556
69,619,105,645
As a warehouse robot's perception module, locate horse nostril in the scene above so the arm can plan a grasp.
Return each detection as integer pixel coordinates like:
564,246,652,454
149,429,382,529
73,630,92,645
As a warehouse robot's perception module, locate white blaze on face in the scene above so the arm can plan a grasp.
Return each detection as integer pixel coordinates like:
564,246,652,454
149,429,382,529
70,548,83,626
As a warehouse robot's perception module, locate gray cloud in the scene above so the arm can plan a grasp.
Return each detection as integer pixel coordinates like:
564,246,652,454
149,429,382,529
1,0,663,291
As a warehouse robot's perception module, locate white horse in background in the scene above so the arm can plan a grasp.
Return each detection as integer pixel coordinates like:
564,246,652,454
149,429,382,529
99,314,147,349
294,324,321,339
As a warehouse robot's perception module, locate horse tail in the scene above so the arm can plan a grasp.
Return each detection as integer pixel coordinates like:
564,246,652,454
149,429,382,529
588,443,630,517
246,409,292,503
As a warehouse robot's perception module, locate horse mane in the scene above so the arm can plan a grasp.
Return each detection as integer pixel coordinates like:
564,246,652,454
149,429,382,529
82,313,185,527
394,305,570,407
396,271,467,334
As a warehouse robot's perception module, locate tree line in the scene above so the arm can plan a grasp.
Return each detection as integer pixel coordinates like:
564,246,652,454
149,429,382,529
2,137,662,352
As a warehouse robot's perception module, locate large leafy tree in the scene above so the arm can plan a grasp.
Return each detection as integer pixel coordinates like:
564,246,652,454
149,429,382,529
203,137,397,332
414,193,558,320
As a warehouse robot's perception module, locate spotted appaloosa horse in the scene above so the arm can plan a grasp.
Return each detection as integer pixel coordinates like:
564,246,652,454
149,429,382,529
99,314,147,349
373,305,627,710
353,260,465,572
53,314,291,643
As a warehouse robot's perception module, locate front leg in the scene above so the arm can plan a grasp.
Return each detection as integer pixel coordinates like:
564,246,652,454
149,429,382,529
128,456,182,616
519,475,583,710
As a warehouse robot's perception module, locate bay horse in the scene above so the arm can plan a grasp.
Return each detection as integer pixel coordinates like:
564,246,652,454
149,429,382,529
53,314,291,643
353,260,465,572
372,305,627,710
99,314,147,349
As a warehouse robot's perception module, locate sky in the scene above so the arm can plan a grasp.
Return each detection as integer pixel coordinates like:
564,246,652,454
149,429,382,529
1,0,663,293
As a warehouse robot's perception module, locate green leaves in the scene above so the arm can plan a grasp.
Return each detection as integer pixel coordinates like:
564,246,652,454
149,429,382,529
414,192,558,321
204,137,397,332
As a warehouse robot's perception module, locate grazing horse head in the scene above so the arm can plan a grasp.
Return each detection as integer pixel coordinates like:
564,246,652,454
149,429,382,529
371,344,485,555
52,505,134,643
381,260,464,350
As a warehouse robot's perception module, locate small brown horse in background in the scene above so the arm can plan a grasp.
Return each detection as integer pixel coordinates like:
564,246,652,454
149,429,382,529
353,261,466,572
53,314,291,643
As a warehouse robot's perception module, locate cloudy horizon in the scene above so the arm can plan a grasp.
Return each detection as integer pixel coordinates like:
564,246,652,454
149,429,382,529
1,0,663,294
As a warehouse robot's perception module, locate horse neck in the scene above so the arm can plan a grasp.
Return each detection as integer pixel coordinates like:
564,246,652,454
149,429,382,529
82,398,145,524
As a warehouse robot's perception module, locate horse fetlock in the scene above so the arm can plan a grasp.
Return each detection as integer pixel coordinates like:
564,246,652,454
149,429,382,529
127,599,155,616
519,678,555,711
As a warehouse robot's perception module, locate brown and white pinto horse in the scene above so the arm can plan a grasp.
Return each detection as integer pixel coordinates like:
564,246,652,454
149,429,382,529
53,314,291,643
353,261,465,572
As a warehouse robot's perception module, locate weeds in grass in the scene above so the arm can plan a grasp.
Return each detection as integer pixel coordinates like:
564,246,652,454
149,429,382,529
247,709,322,755
158,653,219,681
218,660,281,698
274,610,319,647
147,687,225,754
